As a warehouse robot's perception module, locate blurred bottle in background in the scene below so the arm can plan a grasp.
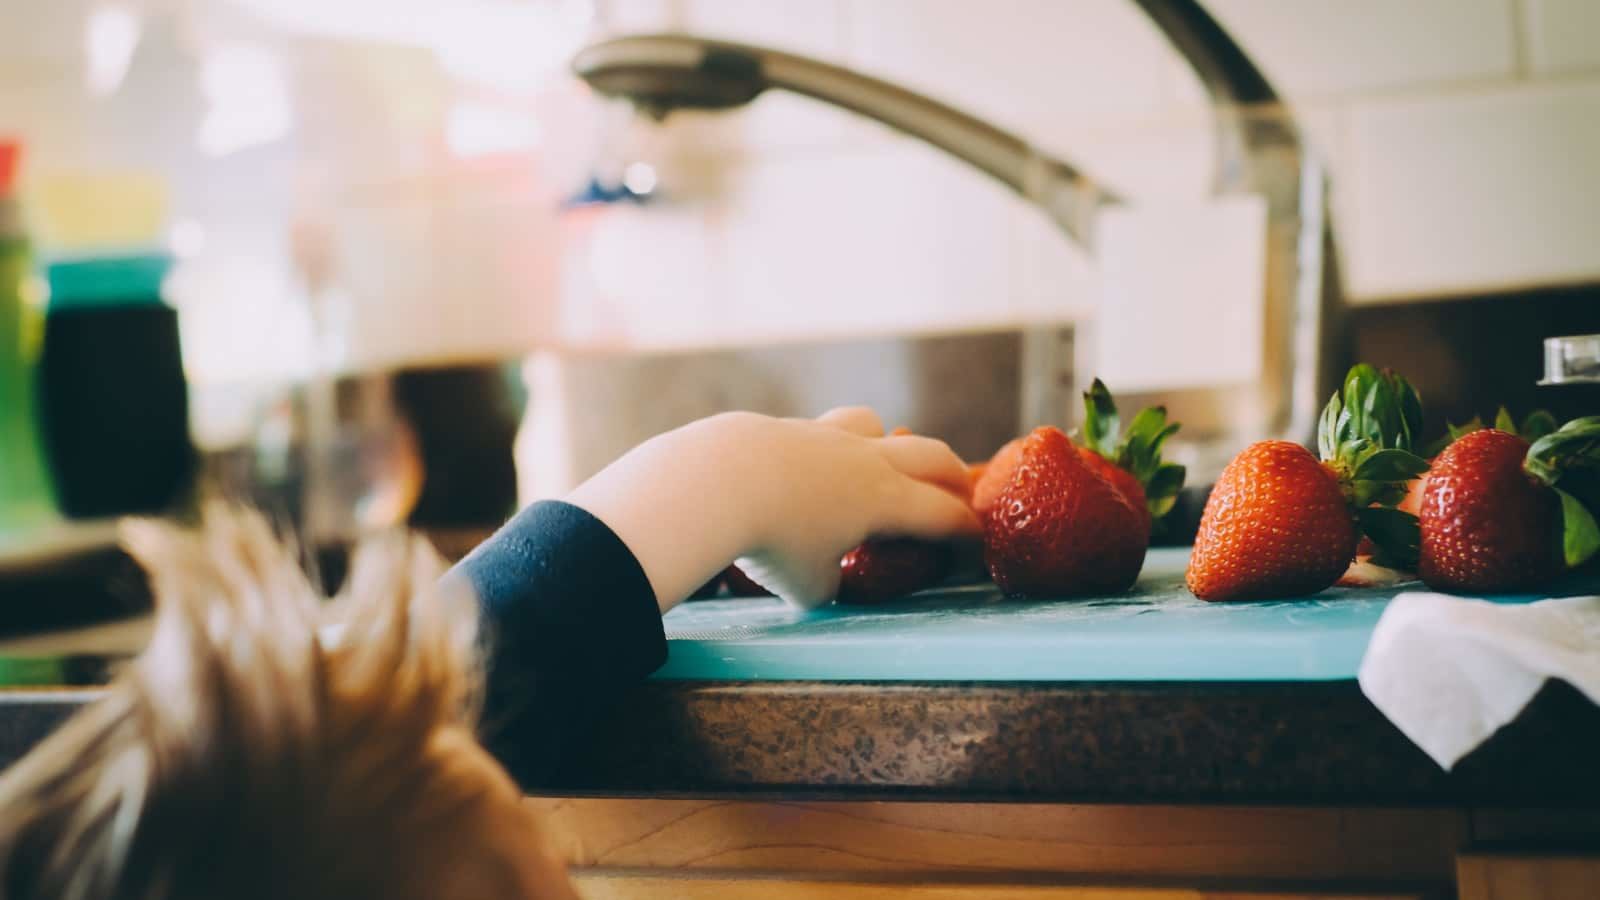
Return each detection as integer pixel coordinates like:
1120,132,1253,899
31,172,193,520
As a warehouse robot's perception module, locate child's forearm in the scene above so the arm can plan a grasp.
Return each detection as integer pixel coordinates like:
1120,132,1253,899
565,413,763,614
446,408,975,784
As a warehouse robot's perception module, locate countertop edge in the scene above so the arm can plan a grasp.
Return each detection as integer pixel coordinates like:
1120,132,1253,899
5,679,1596,806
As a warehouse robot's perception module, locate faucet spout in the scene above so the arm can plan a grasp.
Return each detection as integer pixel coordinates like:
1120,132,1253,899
572,34,1107,246
572,0,1294,245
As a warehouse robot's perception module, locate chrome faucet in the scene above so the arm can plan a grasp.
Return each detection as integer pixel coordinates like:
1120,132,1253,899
571,0,1337,481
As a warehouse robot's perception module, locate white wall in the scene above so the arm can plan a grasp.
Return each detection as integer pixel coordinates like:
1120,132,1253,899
2,0,1596,386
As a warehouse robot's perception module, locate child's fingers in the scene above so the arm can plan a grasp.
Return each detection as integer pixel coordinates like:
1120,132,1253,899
875,435,972,497
877,479,982,539
814,406,884,437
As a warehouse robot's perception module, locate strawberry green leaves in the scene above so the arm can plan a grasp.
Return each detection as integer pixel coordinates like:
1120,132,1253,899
1423,406,1560,456
1318,364,1429,568
1496,406,1558,440
1319,365,1428,479
1524,410,1562,439
1358,507,1421,570
1553,488,1600,569
1321,364,1425,457
1353,448,1432,482
1524,416,1600,568
1081,379,1119,459
1494,406,1517,435
1349,448,1431,509
1524,417,1600,484
1081,379,1186,521
1144,461,1187,519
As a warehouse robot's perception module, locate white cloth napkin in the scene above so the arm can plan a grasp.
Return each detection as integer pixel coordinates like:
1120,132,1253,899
1358,591,1600,770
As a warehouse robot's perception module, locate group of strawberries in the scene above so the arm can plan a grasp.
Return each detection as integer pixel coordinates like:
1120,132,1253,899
1189,365,1600,600
706,363,1599,605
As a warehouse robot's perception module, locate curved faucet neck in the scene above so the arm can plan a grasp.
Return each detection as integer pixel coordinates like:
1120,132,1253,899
574,1,1298,241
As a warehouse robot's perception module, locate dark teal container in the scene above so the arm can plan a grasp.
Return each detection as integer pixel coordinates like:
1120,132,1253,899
38,253,194,518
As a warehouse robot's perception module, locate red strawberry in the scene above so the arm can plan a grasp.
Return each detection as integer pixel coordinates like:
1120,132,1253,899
837,539,952,604
1079,447,1152,537
971,437,1025,521
1187,441,1360,600
1419,429,1563,592
1188,365,1429,601
1377,406,1557,565
984,426,1147,597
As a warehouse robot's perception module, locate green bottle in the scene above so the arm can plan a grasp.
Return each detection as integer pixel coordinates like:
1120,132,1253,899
0,141,58,532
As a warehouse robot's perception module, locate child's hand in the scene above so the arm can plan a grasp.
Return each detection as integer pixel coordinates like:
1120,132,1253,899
566,408,979,610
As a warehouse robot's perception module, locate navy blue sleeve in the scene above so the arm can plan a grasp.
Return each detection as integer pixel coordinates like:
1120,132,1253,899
445,500,667,787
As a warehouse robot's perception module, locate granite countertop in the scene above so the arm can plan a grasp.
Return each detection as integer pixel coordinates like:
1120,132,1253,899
535,676,1600,805
2,657,1596,806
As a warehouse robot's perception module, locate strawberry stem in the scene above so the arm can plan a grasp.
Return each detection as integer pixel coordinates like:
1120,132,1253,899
1318,364,1429,568
1082,379,1119,459
1081,378,1186,520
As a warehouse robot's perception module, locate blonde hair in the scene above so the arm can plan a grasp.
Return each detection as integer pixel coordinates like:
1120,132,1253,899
0,506,552,900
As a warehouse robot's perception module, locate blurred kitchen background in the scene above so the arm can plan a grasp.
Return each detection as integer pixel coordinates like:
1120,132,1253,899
2,0,1599,600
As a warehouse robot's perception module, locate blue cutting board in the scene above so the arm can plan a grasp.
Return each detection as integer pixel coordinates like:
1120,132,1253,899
657,547,1596,683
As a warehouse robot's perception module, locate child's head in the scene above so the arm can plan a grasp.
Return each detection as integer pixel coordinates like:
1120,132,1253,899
0,508,578,900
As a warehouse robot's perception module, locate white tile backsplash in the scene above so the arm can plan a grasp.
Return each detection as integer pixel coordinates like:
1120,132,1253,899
1346,79,1600,299
1093,195,1268,392
623,0,1600,315
1010,201,1097,322
553,133,1076,348
846,0,1176,150
684,0,849,59
1524,0,1600,74
1204,0,1518,97
595,0,683,34
713,137,1032,337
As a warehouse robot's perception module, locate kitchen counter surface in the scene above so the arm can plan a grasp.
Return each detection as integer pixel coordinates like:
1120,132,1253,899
3,553,1598,806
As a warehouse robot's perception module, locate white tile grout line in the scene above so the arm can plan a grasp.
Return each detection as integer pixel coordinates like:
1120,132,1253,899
1253,66,1600,108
